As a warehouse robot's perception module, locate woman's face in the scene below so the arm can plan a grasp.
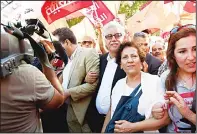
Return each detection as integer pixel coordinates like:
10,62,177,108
174,35,196,74
121,46,142,75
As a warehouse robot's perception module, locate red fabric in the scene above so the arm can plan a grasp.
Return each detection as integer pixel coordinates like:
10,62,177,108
82,1,115,26
161,31,170,39
164,1,173,4
180,92,195,98
41,1,93,24
183,1,196,13
51,59,63,68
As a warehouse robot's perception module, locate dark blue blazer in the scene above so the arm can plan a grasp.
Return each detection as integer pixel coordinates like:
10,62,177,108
86,53,126,132
145,53,162,75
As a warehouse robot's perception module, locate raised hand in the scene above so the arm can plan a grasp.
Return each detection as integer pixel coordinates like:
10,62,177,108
164,91,191,118
40,40,55,54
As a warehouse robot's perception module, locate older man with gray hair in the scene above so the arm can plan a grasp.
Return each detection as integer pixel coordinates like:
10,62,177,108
133,32,162,75
86,21,126,132
151,41,166,63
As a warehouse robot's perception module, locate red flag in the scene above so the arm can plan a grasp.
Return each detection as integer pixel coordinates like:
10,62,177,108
41,1,93,24
183,1,196,13
81,1,115,27
164,0,173,4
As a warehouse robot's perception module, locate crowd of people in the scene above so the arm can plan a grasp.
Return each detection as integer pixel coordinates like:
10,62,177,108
1,18,196,133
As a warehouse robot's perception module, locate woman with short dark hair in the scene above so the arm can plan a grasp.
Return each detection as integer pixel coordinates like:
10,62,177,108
102,41,170,133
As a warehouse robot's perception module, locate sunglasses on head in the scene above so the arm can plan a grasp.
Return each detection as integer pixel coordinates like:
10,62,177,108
82,41,93,44
134,32,147,38
105,33,122,40
170,24,196,34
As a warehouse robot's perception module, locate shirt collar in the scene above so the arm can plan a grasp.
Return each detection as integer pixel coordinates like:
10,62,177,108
70,46,78,61
107,53,116,62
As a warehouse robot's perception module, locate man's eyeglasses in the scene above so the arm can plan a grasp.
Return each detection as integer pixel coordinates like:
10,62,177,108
82,41,93,44
105,33,122,40
170,24,196,34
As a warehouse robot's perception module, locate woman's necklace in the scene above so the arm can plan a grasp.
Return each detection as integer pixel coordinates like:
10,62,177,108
179,74,194,89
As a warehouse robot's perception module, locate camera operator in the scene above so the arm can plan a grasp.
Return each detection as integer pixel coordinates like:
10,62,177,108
0,29,65,132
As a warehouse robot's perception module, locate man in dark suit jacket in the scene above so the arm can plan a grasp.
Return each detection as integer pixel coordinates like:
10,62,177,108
133,32,162,75
86,21,126,132
145,53,162,75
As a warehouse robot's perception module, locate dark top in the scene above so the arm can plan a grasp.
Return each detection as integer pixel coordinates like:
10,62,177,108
145,53,162,75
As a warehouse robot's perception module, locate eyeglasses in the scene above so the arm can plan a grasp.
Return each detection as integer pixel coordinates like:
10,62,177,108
170,24,196,34
82,41,93,44
105,33,122,40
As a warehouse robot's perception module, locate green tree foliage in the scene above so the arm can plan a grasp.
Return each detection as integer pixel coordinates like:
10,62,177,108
118,1,147,20
66,16,85,28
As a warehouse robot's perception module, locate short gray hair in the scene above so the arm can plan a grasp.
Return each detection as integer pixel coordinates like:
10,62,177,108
102,21,125,37
133,32,149,39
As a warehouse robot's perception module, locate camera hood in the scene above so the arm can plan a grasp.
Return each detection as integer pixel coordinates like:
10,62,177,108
0,32,34,77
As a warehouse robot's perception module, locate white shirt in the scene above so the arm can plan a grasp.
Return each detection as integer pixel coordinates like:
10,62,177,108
111,72,165,119
96,54,118,114
62,47,78,91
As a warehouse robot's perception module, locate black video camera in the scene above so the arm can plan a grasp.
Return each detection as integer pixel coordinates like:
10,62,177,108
1,19,55,78
14,19,49,39
1,19,68,78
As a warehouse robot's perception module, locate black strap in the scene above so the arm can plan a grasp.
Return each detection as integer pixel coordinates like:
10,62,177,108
23,33,55,70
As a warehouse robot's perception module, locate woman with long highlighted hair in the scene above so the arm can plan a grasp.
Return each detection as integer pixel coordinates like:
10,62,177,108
153,24,196,133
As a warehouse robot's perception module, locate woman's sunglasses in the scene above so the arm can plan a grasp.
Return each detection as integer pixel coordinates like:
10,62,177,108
170,24,196,34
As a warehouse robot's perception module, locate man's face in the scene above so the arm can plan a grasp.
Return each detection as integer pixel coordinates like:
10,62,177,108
55,35,70,55
133,37,149,54
104,27,125,53
152,43,165,61
81,36,95,48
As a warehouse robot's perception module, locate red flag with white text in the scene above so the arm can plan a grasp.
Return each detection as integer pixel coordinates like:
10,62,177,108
41,1,93,24
80,1,115,27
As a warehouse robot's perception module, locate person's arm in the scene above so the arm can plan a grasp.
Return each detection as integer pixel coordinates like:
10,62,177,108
184,110,196,125
132,110,170,131
40,64,65,109
114,109,170,133
59,74,63,84
101,106,111,133
66,49,100,101
165,91,196,125
96,24,107,54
